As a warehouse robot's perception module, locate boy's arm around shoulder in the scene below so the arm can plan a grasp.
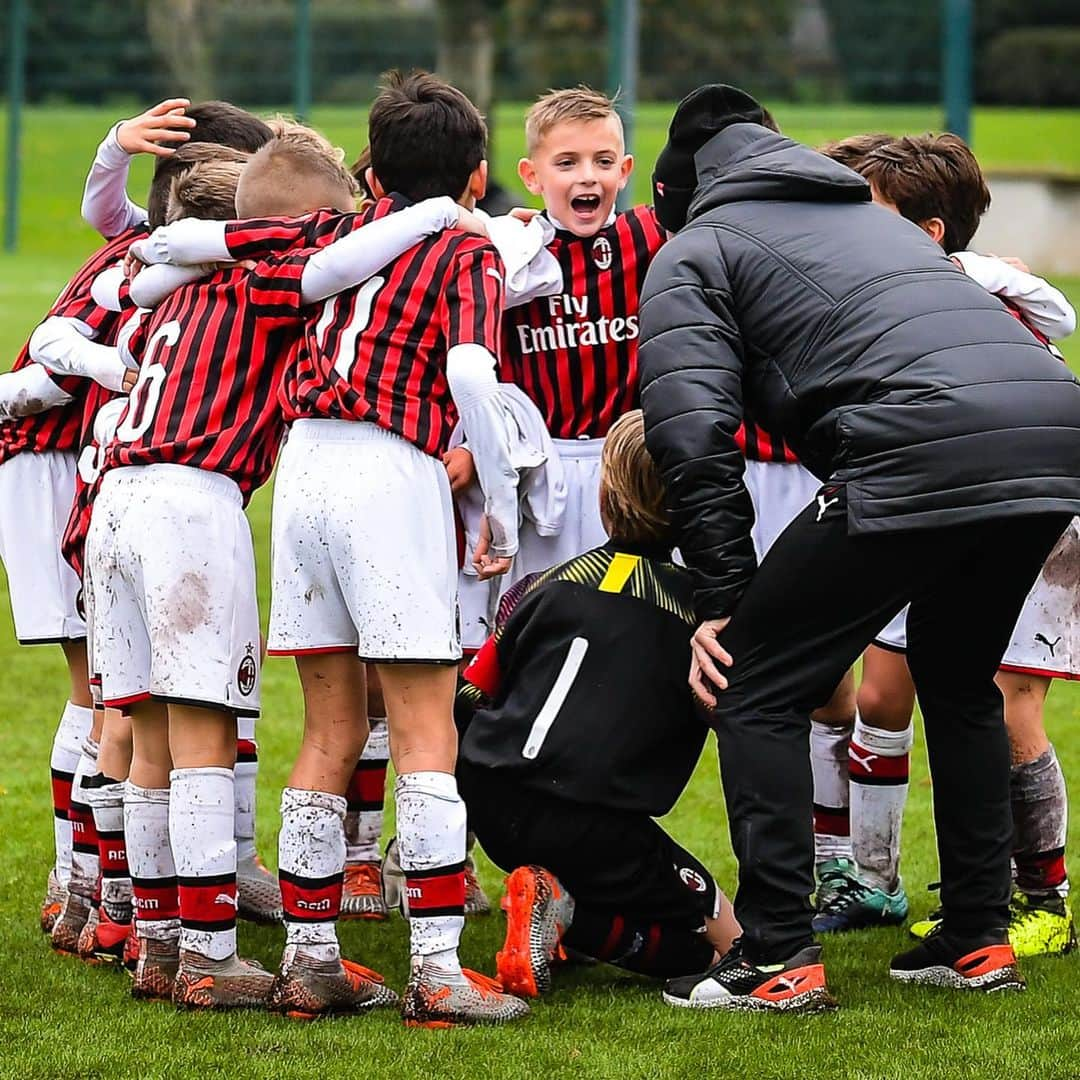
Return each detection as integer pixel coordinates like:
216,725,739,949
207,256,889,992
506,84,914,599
952,250,1077,340
0,364,74,419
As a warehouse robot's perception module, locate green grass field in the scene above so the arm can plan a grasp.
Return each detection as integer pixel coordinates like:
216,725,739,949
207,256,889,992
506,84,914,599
0,105,1079,1079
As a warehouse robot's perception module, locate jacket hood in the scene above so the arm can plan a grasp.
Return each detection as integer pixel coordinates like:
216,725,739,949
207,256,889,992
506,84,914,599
687,124,871,221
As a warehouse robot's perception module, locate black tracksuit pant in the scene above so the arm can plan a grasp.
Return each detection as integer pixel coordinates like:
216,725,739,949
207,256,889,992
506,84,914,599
711,485,1070,962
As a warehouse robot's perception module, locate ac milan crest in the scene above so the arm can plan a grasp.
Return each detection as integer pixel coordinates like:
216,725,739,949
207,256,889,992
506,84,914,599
237,643,257,696
592,235,613,271
679,866,708,893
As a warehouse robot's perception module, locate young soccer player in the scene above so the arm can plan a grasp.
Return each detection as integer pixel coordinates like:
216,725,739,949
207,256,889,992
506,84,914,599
110,127,484,1010
810,134,1077,956
0,188,151,939
200,72,525,1026
39,141,280,956
492,88,664,590
455,410,741,998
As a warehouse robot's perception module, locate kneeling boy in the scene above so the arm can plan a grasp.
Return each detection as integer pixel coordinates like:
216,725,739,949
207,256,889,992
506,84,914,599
455,410,739,997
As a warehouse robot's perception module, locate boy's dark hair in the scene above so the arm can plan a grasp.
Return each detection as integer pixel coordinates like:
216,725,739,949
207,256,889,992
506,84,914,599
368,70,487,202
166,158,247,223
349,145,376,203
150,143,251,226
818,132,895,171
858,133,991,252
236,133,358,218
147,101,273,226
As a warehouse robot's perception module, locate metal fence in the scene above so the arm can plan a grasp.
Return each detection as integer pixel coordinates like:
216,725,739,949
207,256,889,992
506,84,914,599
1,0,982,250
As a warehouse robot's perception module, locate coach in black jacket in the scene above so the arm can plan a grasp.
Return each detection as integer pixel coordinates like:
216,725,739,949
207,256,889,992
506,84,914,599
639,85,1080,1006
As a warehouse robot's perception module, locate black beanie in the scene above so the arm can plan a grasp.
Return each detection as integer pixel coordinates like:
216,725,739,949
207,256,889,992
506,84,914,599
652,84,768,233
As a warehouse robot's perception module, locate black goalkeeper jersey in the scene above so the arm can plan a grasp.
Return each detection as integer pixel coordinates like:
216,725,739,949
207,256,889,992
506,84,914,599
457,542,707,816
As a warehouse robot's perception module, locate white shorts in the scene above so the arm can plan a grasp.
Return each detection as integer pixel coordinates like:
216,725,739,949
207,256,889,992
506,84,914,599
459,437,607,650
999,518,1079,680
267,420,460,663
86,465,261,715
0,450,85,643
873,519,1079,678
743,458,821,562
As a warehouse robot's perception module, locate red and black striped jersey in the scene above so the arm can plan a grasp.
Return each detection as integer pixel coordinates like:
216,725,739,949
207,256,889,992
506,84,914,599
283,200,505,458
736,411,800,464
221,206,375,261
0,226,145,466
500,205,666,440
61,380,123,578
101,255,307,502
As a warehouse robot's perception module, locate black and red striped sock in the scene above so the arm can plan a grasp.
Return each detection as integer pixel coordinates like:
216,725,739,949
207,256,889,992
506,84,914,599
562,907,714,977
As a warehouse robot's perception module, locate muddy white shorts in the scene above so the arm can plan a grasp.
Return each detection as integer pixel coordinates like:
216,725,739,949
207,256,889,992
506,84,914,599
874,519,1079,678
459,436,607,650
999,518,1079,680
0,450,85,643
85,464,261,715
743,458,822,563
267,420,460,663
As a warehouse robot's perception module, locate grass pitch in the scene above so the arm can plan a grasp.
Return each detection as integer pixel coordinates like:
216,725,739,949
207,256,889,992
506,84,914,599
0,105,1078,1079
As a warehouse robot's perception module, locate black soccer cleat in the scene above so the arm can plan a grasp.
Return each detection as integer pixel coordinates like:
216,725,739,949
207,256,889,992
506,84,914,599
889,927,1025,992
662,940,837,1012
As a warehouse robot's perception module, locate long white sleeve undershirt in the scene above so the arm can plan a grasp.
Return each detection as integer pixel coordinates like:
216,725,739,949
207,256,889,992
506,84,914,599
128,197,461,307
952,251,1077,340
81,122,147,239
0,364,74,419
29,316,132,393
478,211,562,308
128,263,218,309
446,342,520,558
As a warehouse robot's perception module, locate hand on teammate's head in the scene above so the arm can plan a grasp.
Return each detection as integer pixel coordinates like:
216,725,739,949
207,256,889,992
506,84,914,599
117,99,196,158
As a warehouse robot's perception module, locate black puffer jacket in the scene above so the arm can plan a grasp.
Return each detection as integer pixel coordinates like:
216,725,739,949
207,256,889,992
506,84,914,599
639,124,1080,621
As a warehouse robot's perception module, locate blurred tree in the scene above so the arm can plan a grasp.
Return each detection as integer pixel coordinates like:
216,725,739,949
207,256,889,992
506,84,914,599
435,0,505,121
146,0,219,101
503,0,796,101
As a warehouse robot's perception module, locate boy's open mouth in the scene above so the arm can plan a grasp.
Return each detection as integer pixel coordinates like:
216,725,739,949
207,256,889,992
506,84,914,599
571,194,602,214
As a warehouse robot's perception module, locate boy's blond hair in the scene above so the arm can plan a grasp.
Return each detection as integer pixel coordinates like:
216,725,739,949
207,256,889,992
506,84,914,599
525,86,623,155
235,132,359,219
599,409,670,546
165,155,249,223
266,115,349,167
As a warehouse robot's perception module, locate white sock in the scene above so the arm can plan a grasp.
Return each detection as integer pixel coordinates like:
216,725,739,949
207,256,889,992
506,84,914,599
124,783,179,941
86,778,131,918
396,771,467,977
69,739,100,900
279,787,346,962
345,719,389,864
811,719,853,864
50,702,92,886
850,715,913,892
234,715,258,864
170,767,237,961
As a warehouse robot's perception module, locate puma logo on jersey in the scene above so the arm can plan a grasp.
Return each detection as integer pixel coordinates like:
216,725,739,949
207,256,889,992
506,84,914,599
486,267,503,285
214,893,238,910
816,494,839,522
1035,633,1062,656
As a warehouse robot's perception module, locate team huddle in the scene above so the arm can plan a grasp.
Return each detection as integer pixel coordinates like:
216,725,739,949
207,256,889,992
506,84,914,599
2,72,1077,1025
